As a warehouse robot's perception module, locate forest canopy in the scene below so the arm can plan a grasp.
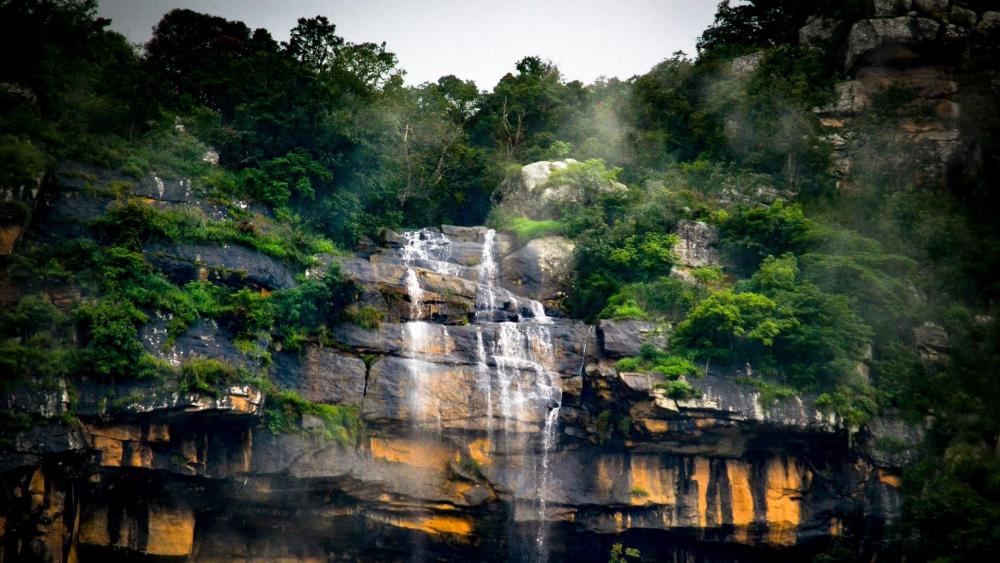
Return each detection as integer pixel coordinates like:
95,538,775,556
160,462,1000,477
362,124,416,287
2,1,1000,560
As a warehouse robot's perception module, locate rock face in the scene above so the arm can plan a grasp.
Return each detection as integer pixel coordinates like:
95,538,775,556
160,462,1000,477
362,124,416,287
1,206,909,561
808,0,995,194
598,319,664,359
670,219,724,284
494,159,626,220
500,236,576,308
845,16,942,71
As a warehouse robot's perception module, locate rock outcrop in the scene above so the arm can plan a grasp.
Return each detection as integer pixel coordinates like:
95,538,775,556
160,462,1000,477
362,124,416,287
500,236,576,309
1,186,909,561
493,159,626,221
811,0,997,193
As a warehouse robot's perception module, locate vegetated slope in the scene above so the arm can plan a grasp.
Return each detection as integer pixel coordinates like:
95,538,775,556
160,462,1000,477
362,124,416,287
1,0,999,561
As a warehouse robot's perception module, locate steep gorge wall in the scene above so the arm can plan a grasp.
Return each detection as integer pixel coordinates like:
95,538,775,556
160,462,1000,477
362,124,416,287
3,2,976,559
0,164,908,562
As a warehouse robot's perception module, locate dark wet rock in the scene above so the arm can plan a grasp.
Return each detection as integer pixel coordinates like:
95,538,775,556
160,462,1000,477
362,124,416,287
598,319,664,359
144,241,297,290
500,236,575,307
872,0,912,18
441,224,490,243
0,423,88,472
1,378,72,418
845,17,941,71
271,345,367,406
133,174,197,204
861,415,925,467
142,318,261,373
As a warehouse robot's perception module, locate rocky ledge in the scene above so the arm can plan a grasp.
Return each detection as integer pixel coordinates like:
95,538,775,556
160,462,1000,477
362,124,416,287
1,206,915,561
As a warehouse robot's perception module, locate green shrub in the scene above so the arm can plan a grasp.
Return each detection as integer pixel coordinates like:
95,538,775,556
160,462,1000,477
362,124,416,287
264,389,363,446
736,376,797,409
76,299,148,380
673,289,785,362
651,356,697,379
609,543,641,563
599,278,704,322
344,304,384,329
272,263,358,341
615,357,642,372
719,201,812,274
602,297,646,320
178,358,250,395
656,379,701,400
505,216,566,242
0,134,46,187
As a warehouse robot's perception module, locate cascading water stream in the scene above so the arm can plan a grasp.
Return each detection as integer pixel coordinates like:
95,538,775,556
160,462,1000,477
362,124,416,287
397,227,562,561
401,230,446,430
473,229,562,561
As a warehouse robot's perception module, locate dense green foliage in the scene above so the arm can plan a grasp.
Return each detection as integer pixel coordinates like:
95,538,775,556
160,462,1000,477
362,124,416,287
264,388,363,446
2,0,1000,558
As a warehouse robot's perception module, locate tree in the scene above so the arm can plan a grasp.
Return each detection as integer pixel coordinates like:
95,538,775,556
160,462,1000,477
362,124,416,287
286,15,342,72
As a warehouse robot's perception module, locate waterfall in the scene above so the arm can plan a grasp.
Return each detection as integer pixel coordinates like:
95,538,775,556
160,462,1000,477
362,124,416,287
536,405,560,561
476,229,498,320
396,227,562,561
476,329,493,436
401,230,452,428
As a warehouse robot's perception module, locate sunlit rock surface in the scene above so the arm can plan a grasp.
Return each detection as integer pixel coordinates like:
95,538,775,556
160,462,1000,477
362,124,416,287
1,212,909,562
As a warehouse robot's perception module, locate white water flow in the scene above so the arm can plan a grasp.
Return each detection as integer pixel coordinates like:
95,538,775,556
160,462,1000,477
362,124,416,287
401,230,447,429
395,228,561,561
475,229,498,321
472,228,562,561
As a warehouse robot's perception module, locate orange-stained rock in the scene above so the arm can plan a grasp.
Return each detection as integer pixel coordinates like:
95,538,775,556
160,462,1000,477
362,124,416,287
372,513,473,536
0,225,25,255
726,460,756,537
79,505,112,547
640,419,670,433
765,455,809,546
123,442,153,468
86,423,142,441
28,468,46,509
878,468,903,488
146,423,170,442
92,436,123,467
146,502,196,556
467,438,492,467
79,500,195,557
628,455,676,506
369,437,452,470
692,457,712,528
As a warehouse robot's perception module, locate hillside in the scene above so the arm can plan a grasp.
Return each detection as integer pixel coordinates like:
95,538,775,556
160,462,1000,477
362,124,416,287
2,1,1000,561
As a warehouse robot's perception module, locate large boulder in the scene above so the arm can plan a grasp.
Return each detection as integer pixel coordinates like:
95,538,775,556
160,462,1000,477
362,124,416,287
142,318,263,373
670,219,723,284
598,320,664,359
799,16,839,50
845,17,941,71
493,159,625,220
730,51,765,76
499,236,575,308
673,219,721,269
271,346,367,406
872,0,912,17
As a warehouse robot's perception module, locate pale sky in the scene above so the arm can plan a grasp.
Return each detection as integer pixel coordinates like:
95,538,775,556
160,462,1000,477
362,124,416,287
97,0,718,89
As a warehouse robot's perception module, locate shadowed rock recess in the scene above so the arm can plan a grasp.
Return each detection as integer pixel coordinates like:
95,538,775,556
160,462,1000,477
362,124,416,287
0,163,910,562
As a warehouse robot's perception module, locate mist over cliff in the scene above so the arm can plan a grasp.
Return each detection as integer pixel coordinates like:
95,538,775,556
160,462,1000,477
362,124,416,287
2,1,999,561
